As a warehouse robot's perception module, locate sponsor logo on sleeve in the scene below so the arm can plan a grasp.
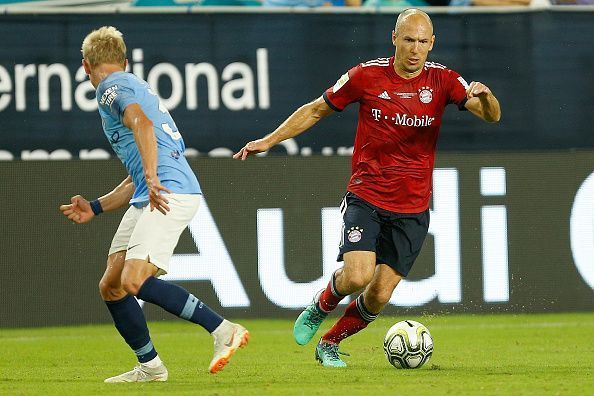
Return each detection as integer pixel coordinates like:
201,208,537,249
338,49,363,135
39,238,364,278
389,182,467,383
457,76,470,89
332,73,350,93
99,85,119,107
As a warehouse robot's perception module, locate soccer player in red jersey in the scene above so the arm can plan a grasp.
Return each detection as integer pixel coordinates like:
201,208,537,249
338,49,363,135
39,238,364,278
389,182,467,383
234,9,500,367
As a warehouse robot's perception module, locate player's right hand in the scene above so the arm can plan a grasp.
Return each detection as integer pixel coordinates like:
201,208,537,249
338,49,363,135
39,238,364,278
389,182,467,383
59,195,95,224
233,139,271,161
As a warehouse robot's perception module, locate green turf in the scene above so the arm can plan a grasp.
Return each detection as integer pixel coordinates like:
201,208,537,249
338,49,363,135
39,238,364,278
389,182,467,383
1,313,593,395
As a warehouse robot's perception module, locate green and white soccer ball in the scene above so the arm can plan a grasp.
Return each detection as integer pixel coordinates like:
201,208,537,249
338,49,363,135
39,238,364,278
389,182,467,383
383,320,433,369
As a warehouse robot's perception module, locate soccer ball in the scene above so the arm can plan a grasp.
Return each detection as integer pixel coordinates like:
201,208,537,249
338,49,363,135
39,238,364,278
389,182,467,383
383,320,433,369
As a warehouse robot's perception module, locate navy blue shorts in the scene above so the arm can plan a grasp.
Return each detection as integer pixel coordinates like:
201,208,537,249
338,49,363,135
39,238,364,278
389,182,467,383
337,192,430,277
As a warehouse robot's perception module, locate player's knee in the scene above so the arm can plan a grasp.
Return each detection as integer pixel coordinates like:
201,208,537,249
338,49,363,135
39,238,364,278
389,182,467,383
345,271,374,291
342,254,375,291
120,275,142,296
98,279,126,301
98,279,110,299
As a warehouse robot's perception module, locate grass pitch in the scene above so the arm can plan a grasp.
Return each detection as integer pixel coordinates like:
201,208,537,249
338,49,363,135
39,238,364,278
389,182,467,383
1,313,593,395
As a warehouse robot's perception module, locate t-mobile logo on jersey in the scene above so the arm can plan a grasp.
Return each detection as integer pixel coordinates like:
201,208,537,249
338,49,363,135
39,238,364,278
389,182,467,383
371,108,435,127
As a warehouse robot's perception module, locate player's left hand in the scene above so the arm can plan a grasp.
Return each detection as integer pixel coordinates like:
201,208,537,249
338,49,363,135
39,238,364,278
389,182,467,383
60,195,94,224
466,81,492,99
146,175,172,215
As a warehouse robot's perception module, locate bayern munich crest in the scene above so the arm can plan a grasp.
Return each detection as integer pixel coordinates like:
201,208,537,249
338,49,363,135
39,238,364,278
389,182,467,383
418,86,433,104
347,226,363,243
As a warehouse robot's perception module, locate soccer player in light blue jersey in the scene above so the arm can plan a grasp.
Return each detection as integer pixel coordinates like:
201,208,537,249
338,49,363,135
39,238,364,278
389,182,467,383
59,26,249,382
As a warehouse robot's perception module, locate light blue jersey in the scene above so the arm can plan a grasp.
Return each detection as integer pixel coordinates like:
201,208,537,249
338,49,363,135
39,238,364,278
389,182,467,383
97,71,201,205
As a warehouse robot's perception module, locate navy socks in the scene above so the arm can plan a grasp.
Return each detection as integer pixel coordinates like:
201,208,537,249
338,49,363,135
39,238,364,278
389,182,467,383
137,277,224,333
105,295,157,363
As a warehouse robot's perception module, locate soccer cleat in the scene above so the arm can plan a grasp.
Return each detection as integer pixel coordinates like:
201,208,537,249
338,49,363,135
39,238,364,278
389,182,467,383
315,339,348,368
293,293,328,346
104,363,168,383
209,322,250,374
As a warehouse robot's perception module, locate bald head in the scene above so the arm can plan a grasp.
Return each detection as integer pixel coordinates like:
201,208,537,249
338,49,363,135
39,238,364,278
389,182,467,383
391,8,435,79
394,9,433,37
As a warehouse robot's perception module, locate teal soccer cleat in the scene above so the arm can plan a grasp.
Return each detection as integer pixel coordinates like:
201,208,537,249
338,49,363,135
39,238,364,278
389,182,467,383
293,300,328,346
315,339,348,368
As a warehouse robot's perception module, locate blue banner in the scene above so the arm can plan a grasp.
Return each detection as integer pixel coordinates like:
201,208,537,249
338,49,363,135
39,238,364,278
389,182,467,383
0,11,593,160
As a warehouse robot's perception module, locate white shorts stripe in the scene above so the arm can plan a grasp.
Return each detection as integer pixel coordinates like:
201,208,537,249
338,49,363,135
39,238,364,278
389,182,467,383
339,194,348,215
338,194,349,248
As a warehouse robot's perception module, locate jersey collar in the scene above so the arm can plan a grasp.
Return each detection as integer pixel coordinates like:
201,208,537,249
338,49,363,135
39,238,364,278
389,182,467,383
388,56,427,83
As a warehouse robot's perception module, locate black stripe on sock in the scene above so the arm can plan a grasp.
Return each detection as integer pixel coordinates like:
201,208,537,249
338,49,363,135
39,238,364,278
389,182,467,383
356,294,378,323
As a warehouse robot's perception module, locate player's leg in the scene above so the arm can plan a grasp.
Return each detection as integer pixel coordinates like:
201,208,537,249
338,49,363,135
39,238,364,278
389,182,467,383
320,251,377,312
100,206,168,383
316,209,430,366
315,264,401,367
360,264,402,313
121,194,249,374
123,260,249,374
313,251,377,367
323,263,402,344
293,193,379,346
293,252,376,346
315,205,429,367
327,209,428,338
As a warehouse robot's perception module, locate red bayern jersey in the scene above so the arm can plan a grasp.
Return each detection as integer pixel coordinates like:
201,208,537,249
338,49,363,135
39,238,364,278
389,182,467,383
323,56,469,213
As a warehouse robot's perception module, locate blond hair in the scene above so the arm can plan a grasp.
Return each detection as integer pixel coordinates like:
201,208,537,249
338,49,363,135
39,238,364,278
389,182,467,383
81,26,127,67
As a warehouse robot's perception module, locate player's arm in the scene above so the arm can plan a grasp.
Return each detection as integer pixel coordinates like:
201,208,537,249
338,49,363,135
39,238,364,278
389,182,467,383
59,176,134,224
122,103,171,214
233,96,334,160
464,81,501,123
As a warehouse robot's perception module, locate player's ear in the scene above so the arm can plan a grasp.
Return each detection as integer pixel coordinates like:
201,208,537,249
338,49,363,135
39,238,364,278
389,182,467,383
392,30,397,46
429,35,435,51
123,58,129,71
82,59,91,75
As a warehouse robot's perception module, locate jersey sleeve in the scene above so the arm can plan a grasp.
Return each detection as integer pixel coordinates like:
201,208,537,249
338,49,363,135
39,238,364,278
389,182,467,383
444,69,469,111
323,64,365,112
97,78,139,120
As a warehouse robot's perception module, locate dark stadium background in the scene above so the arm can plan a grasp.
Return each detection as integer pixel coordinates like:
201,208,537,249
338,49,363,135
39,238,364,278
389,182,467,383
0,8,593,327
